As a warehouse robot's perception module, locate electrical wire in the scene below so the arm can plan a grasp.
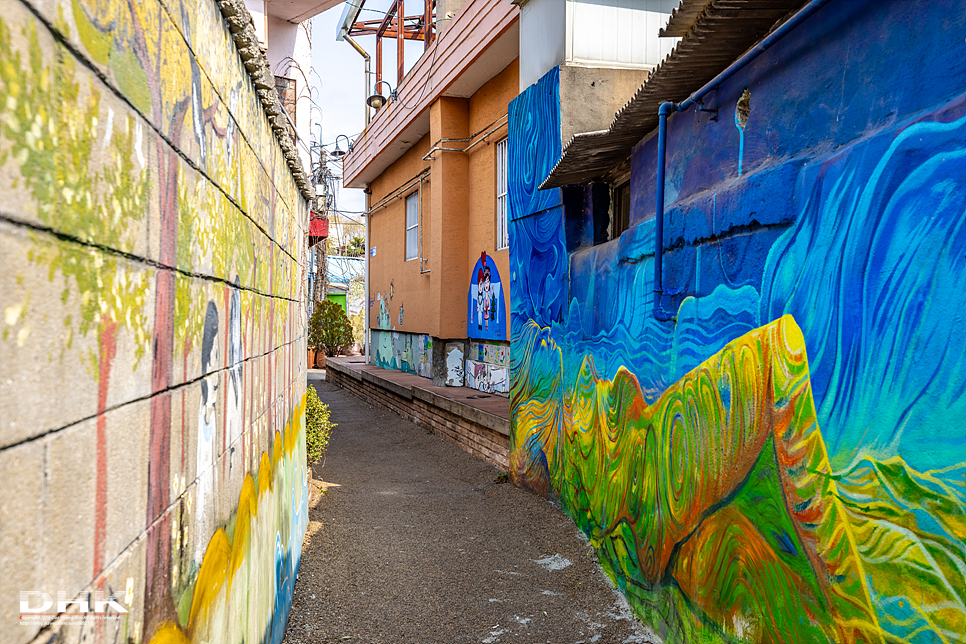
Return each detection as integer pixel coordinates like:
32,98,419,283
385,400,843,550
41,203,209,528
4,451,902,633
388,21,441,112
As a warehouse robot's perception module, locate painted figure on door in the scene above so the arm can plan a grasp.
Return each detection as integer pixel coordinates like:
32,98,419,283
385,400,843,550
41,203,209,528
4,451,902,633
468,251,505,340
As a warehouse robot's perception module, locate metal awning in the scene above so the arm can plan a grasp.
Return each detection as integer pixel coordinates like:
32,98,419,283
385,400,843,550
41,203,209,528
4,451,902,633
540,0,808,189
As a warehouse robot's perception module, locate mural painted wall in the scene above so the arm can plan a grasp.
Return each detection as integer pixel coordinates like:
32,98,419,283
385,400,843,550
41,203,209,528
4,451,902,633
465,340,509,396
372,330,433,379
467,251,506,340
508,2,966,643
0,1,310,643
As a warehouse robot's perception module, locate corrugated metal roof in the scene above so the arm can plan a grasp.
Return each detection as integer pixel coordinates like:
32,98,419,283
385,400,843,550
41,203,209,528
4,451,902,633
541,0,807,189
661,0,716,37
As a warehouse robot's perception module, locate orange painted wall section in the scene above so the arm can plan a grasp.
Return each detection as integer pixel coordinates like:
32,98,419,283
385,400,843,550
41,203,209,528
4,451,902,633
430,96,472,339
367,59,519,342
467,61,517,341
368,136,433,333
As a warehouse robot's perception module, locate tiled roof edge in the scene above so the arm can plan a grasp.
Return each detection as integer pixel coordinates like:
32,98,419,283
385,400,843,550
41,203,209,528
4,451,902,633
541,0,808,189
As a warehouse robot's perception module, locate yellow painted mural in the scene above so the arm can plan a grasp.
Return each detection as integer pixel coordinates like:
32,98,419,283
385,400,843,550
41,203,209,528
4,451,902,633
512,316,966,643
0,0,309,642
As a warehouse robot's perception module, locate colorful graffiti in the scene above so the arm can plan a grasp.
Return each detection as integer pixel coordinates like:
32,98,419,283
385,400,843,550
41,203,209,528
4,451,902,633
465,361,508,394
514,315,965,643
375,292,391,330
445,342,465,387
467,251,506,340
465,340,509,395
151,394,308,644
0,0,308,642
372,329,432,378
508,16,966,642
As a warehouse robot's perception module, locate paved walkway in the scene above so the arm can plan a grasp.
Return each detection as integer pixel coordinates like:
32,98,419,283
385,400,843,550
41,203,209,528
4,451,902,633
284,380,657,644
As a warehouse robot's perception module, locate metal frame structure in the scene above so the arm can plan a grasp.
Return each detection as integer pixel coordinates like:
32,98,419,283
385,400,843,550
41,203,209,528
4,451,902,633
343,0,436,87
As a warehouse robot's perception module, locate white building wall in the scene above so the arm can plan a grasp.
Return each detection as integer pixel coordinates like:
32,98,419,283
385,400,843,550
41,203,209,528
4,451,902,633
566,0,679,69
519,0,680,90
519,0,566,90
267,17,314,175
244,0,268,42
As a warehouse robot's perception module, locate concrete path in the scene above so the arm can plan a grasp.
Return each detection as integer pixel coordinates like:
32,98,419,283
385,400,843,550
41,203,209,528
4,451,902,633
284,380,657,644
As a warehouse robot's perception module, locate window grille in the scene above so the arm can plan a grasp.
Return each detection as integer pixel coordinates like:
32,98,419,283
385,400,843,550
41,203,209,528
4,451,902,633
496,138,509,250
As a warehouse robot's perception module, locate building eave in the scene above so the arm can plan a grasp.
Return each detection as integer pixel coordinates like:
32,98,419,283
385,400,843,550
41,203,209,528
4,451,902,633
541,0,808,190
265,0,345,23
342,0,519,189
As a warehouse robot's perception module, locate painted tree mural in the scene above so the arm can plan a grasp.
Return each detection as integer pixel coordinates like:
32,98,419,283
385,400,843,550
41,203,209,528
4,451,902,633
0,0,308,642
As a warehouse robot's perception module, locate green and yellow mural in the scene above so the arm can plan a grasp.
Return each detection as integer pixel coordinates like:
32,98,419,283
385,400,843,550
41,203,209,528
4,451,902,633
507,3,966,643
0,0,309,642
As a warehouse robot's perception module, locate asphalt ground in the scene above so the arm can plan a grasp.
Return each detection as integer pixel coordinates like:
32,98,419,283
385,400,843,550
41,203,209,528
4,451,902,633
284,379,659,644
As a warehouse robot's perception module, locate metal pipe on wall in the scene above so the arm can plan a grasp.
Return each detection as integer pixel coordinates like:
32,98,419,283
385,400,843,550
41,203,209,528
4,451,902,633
653,103,672,320
421,115,509,161
418,176,430,273
652,0,834,318
364,188,371,364
343,34,372,126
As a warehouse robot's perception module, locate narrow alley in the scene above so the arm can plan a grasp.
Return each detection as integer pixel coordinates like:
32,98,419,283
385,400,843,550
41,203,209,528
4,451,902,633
284,378,657,644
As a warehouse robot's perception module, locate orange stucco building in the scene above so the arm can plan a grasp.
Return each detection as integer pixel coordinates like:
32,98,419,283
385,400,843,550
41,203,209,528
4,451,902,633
342,0,519,394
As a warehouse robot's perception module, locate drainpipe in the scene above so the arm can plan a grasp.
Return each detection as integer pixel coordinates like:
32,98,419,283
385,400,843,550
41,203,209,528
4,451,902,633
344,34,372,126
653,0,834,318
654,101,673,319
364,187,371,364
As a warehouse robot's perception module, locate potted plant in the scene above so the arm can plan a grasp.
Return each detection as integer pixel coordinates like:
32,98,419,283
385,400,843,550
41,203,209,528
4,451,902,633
308,299,354,369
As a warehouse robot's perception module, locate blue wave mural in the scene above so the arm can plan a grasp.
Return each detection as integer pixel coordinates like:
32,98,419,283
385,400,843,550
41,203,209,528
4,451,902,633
508,53,966,644
507,65,561,222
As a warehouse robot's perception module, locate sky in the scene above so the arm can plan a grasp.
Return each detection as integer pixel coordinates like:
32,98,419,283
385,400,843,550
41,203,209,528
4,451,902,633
310,1,426,219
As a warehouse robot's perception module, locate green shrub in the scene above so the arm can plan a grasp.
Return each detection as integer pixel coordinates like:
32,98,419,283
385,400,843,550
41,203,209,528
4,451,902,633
308,299,354,356
305,385,335,467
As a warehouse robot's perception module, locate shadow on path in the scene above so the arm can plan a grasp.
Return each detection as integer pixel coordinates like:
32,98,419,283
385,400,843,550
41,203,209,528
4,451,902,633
284,381,658,644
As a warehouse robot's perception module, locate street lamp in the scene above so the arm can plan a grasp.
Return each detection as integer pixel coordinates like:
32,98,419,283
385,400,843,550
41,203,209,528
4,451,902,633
366,81,397,110
330,134,353,158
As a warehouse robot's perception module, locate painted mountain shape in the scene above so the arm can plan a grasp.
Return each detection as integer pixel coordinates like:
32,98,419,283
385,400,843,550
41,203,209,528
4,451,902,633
511,315,966,644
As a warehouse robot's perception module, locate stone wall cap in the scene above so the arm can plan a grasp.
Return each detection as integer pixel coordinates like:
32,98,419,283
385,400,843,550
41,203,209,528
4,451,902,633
216,0,315,201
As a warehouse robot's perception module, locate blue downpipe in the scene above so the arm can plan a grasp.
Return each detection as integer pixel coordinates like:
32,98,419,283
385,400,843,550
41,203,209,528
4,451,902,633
653,104,674,321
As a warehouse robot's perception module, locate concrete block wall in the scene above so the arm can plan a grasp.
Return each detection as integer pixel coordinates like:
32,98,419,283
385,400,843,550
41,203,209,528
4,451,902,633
0,1,309,642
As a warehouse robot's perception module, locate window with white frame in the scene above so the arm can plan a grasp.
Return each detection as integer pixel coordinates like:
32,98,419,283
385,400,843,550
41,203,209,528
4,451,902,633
496,137,509,250
405,191,419,261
